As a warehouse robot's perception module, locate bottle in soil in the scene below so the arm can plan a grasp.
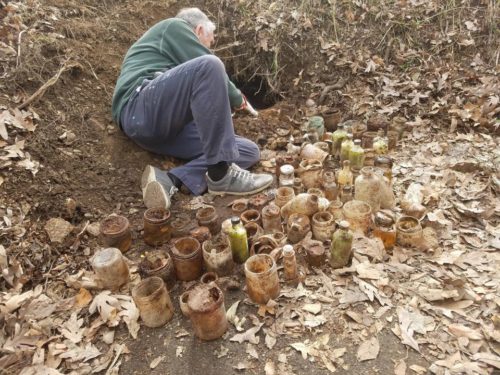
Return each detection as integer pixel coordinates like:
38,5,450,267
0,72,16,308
329,220,353,268
354,166,382,212
279,164,295,187
132,276,173,328
348,139,365,170
293,177,305,195
340,184,353,203
228,217,250,264
337,160,354,189
100,215,132,253
373,129,389,155
91,247,129,290
374,156,393,182
340,133,354,162
321,171,338,201
282,244,298,285
307,116,325,139
261,204,283,233
373,210,396,251
244,254,280,304
331,124,347,157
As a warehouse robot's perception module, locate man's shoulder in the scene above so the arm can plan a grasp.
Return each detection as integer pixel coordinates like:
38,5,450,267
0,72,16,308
152,18,191,32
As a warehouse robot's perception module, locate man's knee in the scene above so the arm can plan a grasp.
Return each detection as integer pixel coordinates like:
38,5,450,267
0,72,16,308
242,139,260,165
197,55,225,74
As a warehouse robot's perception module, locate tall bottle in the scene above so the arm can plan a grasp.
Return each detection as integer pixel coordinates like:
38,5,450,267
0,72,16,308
349,139,365,170
330,221,353,268
321,171,338,201
373,129,389,155
340,134,354,162
337,160,353,189
354,167,382,212
282,244,298,285
331,124,347,157
228,217,249,264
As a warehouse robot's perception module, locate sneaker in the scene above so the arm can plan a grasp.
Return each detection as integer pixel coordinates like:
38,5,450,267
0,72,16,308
207,163,273,196
141,165,178,209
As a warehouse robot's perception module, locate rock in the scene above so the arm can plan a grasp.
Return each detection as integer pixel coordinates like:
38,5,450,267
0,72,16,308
44,218,74,243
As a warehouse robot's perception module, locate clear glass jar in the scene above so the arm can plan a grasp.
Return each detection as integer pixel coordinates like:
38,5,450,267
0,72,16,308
349,139,365,170
329,221,353,268
340,134,354,162
331,124,347,157
373,129,389,155
321,171,338,201
354,167,382,212
337,160,353,189
245,254,280,304
307,116,325,139
279,164,295,187
342,200,372,234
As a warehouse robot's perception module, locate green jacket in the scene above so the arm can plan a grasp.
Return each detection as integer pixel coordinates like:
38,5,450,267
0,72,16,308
112,18,243,124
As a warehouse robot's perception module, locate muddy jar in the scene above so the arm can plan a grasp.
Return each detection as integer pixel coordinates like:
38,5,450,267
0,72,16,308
196,206,221,235
340,185,353,204
202,236,234,276
282,245,298,286
312,212,335,242
351,121,367,140
396,216,423,247
186,284,228,340
305,241,326,267
300,143,329,162
100,215,132,253
329,221,354,269
279,164,295,188
200,271,219,285
132,276,174,328
231,199,248,214
322,109,342,132
374,156,393,183
387,130,398,150
293,177,305,195
361,131,377,149
261,204,283,233
373,210,396,251
190,226,211,244
307,116,325,139
325,198,342,219
322,171,338,201
143,208,171,247
307,187,325,198
140,254,176,289
91,247,129,290
297,159,323,189
287,213,311,244
240,209,261,226
171,237,203,281
245,254,280,305
275,187,295,208
342,200,372,234
170,214,191,237
245,222,264,247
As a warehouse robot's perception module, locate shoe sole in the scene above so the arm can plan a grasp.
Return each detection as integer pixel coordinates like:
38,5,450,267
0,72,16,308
208,179,273,196
143,181,170,209
141,165,155,199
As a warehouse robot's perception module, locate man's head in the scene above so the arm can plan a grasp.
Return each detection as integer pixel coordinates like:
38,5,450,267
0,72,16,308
176,8,215,48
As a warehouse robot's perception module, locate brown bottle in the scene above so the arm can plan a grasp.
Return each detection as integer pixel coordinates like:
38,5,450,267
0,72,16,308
373,210,396,251
282,245,298,285
321,171,338,201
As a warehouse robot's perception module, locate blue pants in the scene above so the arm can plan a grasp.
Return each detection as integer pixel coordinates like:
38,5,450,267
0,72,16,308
120,55,260,195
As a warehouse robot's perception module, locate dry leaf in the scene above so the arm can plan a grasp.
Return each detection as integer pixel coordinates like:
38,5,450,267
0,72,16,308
264,360,276,375
74,288,92,308
149,355,165,369
230,324,263,345
265,333,277,350
88,292,120,326
61,312,84,344
394,358,406,375
356,336,380,361
448,324,483,340
397,308,420,352
302,303,322,315
44,218,74,243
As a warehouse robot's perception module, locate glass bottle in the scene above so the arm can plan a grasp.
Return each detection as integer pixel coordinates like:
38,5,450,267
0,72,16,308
307,116,325,140
337,160,353,189
354,167,382,212
374,156,393,182
329,221,353,268
282,244,298,285
340,134,354,162
293,177,305,195
228,217,249,264
321,171,338,201
373,129,389,155
331,124,347,157
279,164,295,187
349,139,365,170
373,210,396,251
340,184,353,203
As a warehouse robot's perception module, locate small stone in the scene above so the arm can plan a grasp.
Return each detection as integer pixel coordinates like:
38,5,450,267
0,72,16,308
44,218,74,243
86,222,100,237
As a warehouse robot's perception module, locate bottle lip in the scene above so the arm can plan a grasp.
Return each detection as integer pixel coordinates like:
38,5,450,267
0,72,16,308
280,164,294,174
283,244,294,254
338,220,350,229
354,139,361,145
231,216,241,225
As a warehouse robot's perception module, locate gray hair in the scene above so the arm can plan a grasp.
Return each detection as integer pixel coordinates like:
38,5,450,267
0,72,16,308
176,8,216,35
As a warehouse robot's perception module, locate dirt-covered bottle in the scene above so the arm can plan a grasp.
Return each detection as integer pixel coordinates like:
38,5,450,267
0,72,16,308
340,184,353,203
279,164,295,188
337,160,353,189
282,244,298,285
331,124,347,157
329,221,353,268
340,133,354,162
321,171,338,201
373,210,396,250
228,217,249,264
374,156,393,182
373,129,389,155
349,139,365,170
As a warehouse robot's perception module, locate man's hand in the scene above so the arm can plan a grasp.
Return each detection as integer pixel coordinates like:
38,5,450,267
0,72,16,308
236,94,259,117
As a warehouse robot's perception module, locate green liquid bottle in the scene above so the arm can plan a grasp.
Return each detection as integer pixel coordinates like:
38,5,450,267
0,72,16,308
340,133,354,162
331,124,347,157
349,139,365,170
373,129,389,155
330,220,353,268
228,217,249,264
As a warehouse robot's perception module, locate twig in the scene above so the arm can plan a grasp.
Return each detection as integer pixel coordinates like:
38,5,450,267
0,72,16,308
18,61,82,109
16,30,27,68
213,41,241,52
